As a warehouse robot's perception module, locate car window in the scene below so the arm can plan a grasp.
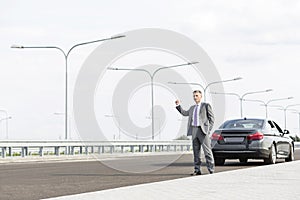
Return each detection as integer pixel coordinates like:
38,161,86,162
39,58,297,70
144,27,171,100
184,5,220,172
265,121,274,131
221,119,264,129
272,121,283,133
267,120,278,132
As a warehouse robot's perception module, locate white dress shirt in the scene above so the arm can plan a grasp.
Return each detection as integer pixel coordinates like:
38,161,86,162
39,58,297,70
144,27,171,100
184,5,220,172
192,103,201,126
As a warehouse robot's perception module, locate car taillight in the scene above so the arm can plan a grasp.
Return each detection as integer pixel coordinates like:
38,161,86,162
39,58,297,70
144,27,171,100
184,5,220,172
211,133,224,141
247,132,264,141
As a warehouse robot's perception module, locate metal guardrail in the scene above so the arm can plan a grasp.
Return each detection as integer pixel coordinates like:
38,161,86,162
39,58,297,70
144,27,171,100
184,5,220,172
0,140,192,158
1,140,298,159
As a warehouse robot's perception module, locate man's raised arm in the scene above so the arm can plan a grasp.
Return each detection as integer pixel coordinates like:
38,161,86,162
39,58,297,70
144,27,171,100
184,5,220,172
175,100,189,116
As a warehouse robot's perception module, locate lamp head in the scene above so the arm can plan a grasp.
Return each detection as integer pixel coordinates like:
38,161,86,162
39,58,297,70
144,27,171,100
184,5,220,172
233,77,243,81
167,82,177,84
110,35,126,40
11,44,24,49
107,67,118,70
187,61,199,65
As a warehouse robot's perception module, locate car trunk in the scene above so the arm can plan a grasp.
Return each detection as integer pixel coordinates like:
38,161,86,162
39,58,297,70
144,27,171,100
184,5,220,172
215,129,259,150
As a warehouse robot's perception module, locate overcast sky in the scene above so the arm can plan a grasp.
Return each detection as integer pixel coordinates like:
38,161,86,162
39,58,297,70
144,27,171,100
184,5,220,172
1,0,300,140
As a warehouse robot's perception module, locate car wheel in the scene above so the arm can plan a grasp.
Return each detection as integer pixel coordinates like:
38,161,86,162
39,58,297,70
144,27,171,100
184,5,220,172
285,145,294,162
215,158,225,166
239,158,248,164
264,144,276,164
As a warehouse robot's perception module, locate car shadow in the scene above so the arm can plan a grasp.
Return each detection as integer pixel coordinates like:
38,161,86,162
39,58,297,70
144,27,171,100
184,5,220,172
224,159,285,166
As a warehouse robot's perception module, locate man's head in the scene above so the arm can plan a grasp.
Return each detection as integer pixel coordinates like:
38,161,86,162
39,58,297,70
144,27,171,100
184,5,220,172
193,90,202,104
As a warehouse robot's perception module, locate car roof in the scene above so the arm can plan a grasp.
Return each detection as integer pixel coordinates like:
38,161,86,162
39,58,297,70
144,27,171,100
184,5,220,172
224,118,267,121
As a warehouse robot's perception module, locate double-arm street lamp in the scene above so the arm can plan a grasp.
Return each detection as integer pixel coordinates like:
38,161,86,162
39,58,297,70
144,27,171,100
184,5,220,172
168,77,242,102
273,104,300,130
211,89,273,118
108,61,198,140
243,97,294,118
11,35,125,140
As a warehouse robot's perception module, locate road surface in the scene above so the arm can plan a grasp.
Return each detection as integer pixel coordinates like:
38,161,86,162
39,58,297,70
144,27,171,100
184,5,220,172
1,150,299,200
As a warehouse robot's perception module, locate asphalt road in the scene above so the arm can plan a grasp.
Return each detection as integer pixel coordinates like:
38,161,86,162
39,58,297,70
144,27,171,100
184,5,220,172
1,150,299,200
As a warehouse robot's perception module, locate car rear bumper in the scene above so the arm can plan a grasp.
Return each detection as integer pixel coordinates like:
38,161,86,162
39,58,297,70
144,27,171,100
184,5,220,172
212,149,270,159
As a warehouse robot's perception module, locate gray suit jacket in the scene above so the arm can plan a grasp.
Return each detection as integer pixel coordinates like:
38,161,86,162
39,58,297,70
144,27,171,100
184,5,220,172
176,103,214,136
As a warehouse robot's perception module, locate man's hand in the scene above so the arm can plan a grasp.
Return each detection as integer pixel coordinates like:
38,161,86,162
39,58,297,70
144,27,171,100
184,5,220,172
175,99,180,106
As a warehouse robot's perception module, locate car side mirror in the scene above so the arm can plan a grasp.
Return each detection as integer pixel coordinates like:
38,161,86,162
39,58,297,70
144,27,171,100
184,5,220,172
284,130,290,135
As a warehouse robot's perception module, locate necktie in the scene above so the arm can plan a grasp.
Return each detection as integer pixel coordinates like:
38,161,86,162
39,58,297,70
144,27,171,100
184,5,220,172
194,105,199,126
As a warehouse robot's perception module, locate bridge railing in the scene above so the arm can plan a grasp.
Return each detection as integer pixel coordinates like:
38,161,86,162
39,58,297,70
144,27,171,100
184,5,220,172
0,140,192,158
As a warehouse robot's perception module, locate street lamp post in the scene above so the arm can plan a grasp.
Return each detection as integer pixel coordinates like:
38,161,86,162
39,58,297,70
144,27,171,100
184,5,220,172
0,110,10,139
211,89,273,118
146,116,161,140
240,90,273,118
274,104,300,130
105,114,121,140
293,111,300,136
108,61,198,140
168,77,242,102
11,35,125,140
53,112,71,140
0,116,12,139
243,97,293,118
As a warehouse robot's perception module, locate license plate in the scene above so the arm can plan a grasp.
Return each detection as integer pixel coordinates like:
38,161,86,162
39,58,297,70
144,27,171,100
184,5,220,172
224,137,244,143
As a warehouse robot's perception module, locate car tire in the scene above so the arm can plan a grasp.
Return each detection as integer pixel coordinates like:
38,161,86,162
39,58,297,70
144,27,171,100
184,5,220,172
215,158,225,166
239,158,248,164
285,145,294,162
264,144,276,164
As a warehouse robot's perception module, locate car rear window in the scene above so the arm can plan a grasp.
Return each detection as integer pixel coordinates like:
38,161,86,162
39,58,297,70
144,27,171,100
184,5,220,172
221,119,264,129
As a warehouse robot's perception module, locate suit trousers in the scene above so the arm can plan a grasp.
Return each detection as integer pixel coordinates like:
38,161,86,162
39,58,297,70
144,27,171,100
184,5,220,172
191,126,215,173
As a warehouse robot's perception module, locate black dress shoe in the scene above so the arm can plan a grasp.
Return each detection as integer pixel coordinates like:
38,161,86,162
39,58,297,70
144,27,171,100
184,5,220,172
190,171,202,176
209,171,214,174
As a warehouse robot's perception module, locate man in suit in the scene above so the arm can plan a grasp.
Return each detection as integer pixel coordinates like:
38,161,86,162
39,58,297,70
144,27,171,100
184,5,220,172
175,90,215,175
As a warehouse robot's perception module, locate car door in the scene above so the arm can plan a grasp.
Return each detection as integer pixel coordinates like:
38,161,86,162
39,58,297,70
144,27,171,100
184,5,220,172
272,121,290,156
265,120,280,149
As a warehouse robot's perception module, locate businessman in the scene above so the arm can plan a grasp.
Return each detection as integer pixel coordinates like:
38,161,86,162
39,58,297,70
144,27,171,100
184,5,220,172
175,90,215,175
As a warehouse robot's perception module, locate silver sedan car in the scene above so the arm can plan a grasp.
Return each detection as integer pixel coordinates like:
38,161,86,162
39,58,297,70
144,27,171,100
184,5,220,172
211,118,294,165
